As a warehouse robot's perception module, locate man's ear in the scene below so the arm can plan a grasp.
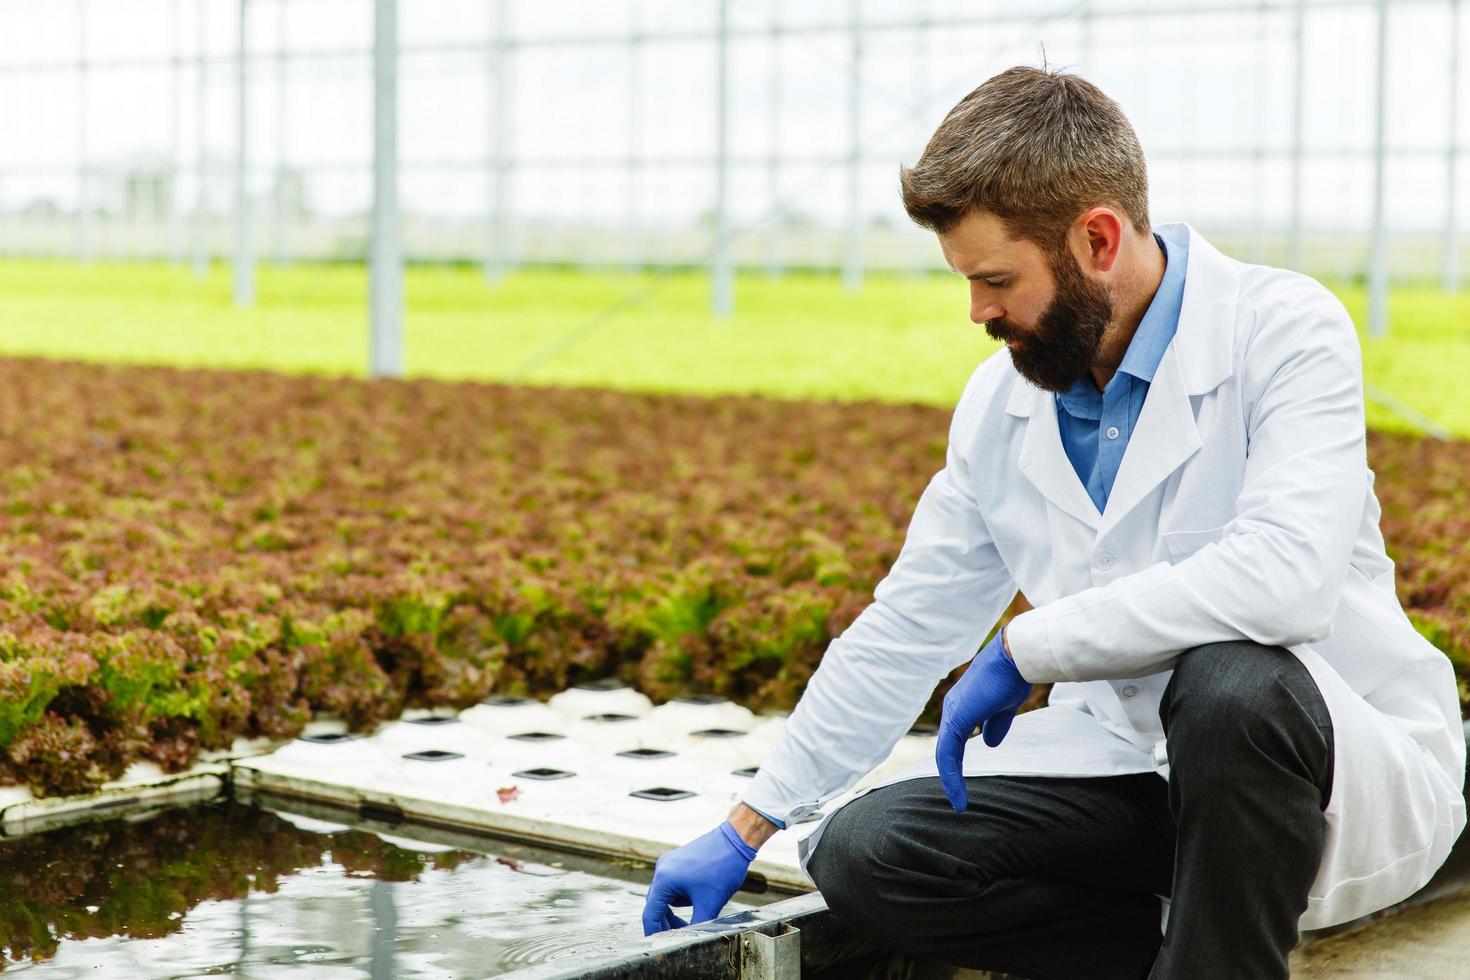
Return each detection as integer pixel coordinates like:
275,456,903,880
1074,208,1125,274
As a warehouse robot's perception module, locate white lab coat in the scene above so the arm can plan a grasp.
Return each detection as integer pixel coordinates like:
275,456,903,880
741,221,1467,931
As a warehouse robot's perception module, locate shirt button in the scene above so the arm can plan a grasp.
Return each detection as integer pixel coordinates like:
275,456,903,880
1097,552,1116,567
1121,685,1139,699
1105,425,1121,439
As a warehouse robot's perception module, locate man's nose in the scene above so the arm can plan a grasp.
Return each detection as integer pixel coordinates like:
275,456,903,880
971,300,1004,325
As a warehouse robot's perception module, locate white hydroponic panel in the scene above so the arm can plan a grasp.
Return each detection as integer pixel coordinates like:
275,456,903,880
0,762,228,836
0,717,383,838
232,681,940,892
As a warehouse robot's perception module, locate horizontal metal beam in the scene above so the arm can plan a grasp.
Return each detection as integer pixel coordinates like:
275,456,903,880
0,0,1449,74
3,142,1466,181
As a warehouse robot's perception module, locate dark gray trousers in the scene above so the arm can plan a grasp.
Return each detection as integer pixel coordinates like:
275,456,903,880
805,641,1336,980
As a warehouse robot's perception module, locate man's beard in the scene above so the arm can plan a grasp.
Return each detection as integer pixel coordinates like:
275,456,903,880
984,248,1114,393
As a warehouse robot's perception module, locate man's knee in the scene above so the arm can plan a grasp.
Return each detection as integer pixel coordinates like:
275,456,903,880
1161,640,1302,735
807,790,907,937
808,780,1003,941
1160,641,1333,801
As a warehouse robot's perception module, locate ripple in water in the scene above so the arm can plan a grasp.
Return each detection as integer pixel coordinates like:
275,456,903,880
0,801,757,978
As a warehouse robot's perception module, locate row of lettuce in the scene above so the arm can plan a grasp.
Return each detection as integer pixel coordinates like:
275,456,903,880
0,358,1463,797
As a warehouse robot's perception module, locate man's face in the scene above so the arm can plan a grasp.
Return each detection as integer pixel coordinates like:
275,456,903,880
938,209,1115,393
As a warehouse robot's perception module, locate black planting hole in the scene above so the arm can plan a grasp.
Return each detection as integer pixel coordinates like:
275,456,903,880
583,712,637,723
359,799,405,825
794,810,826,825
402,749,464,762
513,767,575,781
508,731,565,742
481,694,535,707
672,694,728,706
298,732,356,744
731,766,759,778
689,727,747,738
573,678,627,692
630,786,697,802
616,748,676,760
405,716,460,726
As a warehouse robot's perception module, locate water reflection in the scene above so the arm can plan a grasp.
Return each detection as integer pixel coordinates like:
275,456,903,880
0,799,757,978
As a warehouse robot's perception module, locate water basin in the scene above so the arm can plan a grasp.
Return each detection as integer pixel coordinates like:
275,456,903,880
0,796,774,978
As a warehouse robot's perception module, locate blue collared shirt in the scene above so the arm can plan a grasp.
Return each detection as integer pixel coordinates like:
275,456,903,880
1055,229,1188,515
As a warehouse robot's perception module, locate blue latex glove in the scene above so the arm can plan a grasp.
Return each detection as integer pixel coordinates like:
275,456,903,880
935,625,1034,812
641,820,757,936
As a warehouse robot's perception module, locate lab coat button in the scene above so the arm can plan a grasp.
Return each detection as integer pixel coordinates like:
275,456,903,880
1121,685,1138,699
1106,425,1120,439
1097,551,1116,567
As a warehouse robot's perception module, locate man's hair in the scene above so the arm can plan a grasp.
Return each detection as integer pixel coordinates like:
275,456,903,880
899,65,1151,255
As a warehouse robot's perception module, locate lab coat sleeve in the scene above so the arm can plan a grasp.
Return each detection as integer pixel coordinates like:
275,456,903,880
1005,296,1368,683
740,370,1019,828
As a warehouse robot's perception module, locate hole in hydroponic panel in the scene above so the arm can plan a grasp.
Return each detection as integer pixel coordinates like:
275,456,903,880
671,694,728,706
480,694,535,707
582,713,637,723
731,766,759,778
298,732,357,744
358,799,406,824
405,716,460,727
615,748,676,760
629,787,696,802
794,810,826,825
402,749,464,762
513,767,576,781
507,731,565,742
689,728,746,738
573,679,627,692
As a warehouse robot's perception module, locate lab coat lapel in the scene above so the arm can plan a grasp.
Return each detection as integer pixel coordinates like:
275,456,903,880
1094,341,1199,538
1008,379,1102,532
1002,221,1238,540
1097,222,1238,537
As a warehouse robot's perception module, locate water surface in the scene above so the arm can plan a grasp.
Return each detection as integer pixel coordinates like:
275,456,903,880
0,799,769,978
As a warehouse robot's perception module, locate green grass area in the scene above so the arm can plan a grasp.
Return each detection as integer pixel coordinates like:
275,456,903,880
1,257,1466,437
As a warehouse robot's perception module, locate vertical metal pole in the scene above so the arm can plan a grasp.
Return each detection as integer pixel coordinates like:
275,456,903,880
483,1,500,283
1251,0,1267,264
370,0,404,378
1445,0,1462,294
233,0,255,307
193,0,209,278
274,0,289,265
765,10,782,279
1288,0,1306,271
910,3,928,278
1078,0,1093,78
1368,0,1389,338
711,0,733,317
626,0,641,274
484,0,512,283
77,0,91,263
171,0,185,265
841,0,862,293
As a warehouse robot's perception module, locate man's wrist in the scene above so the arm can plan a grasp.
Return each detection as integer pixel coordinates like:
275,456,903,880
728,802,781,849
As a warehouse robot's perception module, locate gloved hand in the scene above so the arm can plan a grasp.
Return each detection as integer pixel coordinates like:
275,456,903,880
641,819,757,936
935,625,1034,812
